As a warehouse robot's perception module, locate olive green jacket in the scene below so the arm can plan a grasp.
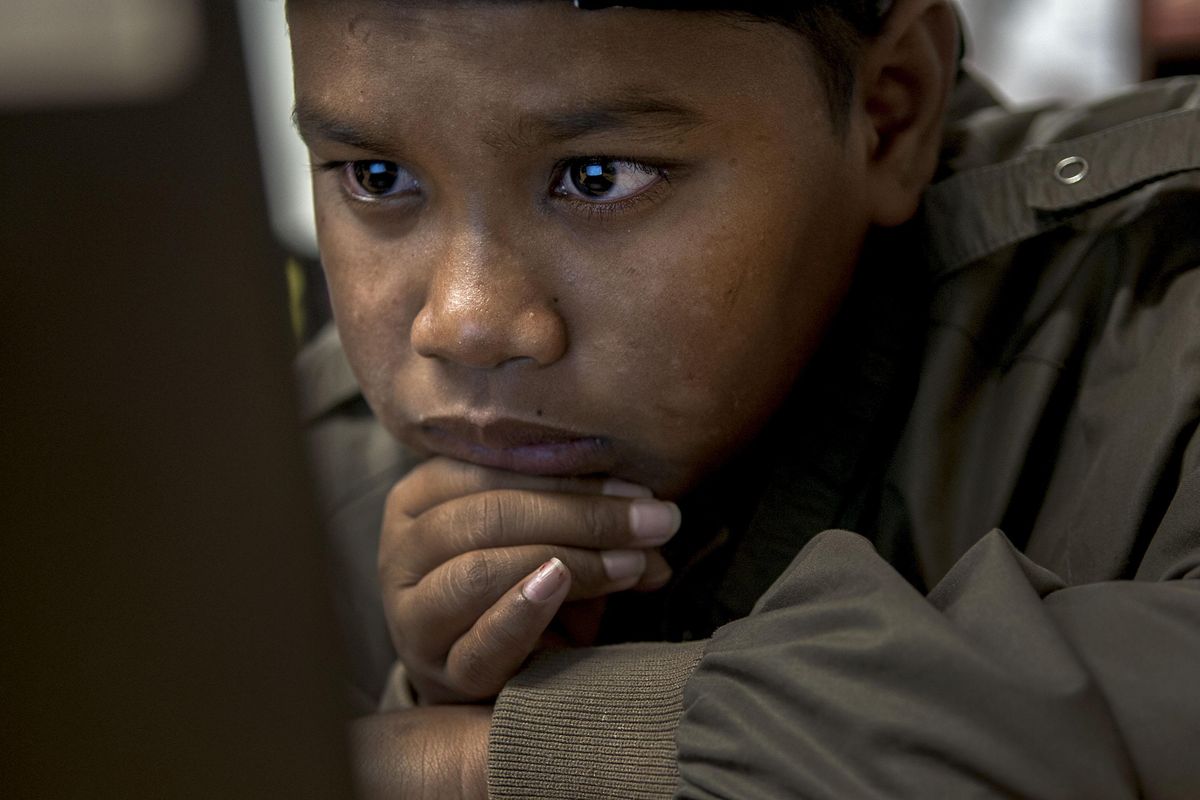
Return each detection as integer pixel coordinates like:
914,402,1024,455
299,76,1200,798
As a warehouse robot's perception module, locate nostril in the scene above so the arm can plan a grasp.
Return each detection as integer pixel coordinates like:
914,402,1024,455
495,355,541,370
512,308,568,367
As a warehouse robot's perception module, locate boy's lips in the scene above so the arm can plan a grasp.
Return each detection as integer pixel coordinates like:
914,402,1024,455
415,416,615,476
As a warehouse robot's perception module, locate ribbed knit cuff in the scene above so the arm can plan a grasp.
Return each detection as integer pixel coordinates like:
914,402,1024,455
489,641,706,799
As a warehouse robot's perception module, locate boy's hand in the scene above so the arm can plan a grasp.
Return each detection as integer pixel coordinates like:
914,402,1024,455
379,456,680,705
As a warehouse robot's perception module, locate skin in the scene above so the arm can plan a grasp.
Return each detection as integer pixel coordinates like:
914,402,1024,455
292,2,873,500
288,0,958,795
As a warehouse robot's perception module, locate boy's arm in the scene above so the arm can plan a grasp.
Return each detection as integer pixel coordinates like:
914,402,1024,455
489,471,1200,799
350,705,490,800
675,525,1200,799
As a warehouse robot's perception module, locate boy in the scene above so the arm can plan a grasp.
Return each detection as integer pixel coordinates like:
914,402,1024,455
290,0,1200,797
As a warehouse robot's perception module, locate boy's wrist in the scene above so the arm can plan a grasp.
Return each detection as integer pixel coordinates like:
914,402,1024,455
350,705,490,800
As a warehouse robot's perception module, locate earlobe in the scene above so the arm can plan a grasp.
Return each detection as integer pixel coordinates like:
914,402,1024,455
857,0,960,227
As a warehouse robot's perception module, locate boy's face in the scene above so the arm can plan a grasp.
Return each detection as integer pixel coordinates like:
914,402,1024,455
291,1,877,499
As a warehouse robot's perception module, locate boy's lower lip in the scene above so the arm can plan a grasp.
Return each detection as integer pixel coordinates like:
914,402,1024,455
417,421,614,476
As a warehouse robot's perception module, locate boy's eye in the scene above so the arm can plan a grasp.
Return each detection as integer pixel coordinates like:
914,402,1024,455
555,158,663,203
341,160,419,200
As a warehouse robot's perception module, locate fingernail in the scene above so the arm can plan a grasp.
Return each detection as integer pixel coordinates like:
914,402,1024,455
629,499,682,544
522,558,567,603
602,479,653,498
601,549,646,582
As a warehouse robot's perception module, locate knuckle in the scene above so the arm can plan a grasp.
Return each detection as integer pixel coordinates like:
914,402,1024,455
382,588,418,639
480,618,524,657
377,521,420,587
451,550,498,598
461,490,525,550
448,643,492,695
386,590,454,677
577,500,611,549
383,586,414,634
380,496,411,553
383,479,409,520
385,462,438,520
454,494,493,552
482,492,507,543
449,626,521,697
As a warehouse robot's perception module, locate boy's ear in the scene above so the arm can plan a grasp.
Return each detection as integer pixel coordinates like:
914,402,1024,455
855,0,960,228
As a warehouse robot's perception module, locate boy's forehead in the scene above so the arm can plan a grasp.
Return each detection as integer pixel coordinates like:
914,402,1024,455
288,0,794,47
289,0,820,136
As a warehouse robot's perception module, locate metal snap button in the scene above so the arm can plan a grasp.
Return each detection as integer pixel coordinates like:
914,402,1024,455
1055,156,1089,185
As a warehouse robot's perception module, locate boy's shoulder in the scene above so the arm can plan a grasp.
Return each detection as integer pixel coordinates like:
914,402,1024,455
928,75,1200,273
893,75,1200,582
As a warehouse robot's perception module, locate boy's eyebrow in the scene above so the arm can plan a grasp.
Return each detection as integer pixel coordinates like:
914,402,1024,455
292,103,393,153
293,91,707,153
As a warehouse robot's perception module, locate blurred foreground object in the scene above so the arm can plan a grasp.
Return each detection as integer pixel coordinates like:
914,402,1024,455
0,3,353,798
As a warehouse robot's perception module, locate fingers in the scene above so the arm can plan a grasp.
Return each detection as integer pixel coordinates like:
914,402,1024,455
383,489,681,583
636,547,673,591
393,544,652,660
425,550,673,704
388,456,651,518
430,558,572,704
378,456,682,705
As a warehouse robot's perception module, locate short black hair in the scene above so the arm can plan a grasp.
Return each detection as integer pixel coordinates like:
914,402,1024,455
576,2,894,120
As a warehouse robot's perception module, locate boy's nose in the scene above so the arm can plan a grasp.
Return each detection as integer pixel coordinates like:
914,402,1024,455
409,237,567,370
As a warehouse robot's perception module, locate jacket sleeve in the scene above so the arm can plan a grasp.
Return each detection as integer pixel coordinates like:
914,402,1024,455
675,479,1200,800
489,468,1199,800
489,641,705,799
